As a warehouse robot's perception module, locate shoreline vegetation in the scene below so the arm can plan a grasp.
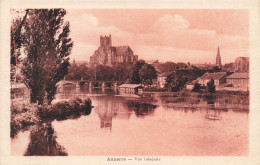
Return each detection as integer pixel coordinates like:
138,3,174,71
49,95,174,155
11,96,92,138
143,87,249,96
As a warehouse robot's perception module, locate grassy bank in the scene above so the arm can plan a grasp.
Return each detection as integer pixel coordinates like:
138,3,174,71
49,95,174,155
39,97,92,121
11,97,92,138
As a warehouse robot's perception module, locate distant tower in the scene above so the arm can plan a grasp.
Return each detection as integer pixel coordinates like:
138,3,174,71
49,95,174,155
216,46,221,67
100,35,112,47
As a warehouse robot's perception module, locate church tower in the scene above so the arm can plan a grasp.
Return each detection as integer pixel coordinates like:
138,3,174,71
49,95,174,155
216,46,221,67
100,34,112,47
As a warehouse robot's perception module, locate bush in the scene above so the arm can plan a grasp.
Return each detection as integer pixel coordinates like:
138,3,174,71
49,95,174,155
207,79,216,93
11,103,40,138
41,97,92,121
192,83,201,92
11,97,92,138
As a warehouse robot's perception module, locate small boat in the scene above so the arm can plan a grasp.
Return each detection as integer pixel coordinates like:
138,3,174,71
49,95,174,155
206,114,222,120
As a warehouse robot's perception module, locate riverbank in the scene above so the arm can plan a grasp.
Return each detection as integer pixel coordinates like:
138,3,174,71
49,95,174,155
142,86,249,96
11,96,92,138
158,89,249,99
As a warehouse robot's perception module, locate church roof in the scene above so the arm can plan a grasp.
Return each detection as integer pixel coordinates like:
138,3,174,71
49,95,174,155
115,46,132,54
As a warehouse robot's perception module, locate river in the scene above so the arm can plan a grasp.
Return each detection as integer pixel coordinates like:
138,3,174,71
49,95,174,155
11,87,249,156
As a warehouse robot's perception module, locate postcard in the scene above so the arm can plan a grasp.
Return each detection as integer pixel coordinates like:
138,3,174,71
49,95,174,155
1,0,260,165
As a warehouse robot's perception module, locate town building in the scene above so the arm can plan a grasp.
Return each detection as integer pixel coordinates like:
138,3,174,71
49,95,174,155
157,73,167,88
118,84,143,94
186,80,198,90
234,57,249,72
196,72,228,87
226,72,249,91
89,35,138,66
216,46,221,67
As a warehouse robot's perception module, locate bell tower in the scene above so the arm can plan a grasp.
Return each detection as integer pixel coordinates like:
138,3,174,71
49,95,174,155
100,35,112,47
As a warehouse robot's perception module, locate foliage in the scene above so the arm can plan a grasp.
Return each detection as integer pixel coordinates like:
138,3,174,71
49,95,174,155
11,101,40,138
165,72,176,88
129,60,145,84
113,64,131,81
95,64,114,81
157,62,188,73
66,63,132,82
211,66,222,72
165,72,188,92
157,62,177,73
24,122,68,156
222,62,234,71
207,79,216,93
175,69,205,82
11,9,29,65
139,64,157,86
21,9,73,105
39,97,92,121
66,62,94,80
11,97,92,138
192,83,201,92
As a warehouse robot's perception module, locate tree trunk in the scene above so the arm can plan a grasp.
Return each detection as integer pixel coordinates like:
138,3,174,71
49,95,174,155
30,86,45,105
30,88,37,103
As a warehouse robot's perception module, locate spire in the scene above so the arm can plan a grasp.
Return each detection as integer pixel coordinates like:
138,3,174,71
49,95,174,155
216,46,221,67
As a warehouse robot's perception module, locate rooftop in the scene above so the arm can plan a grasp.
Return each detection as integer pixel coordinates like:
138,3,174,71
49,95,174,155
115,46,132,54
226,72,249,79
199,72,227,80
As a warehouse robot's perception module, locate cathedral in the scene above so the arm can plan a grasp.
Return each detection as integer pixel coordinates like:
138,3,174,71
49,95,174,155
89,35,138,66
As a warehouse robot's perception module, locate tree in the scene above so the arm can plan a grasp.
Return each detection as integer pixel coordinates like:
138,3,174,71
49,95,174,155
222,62,234,71
212,66,222,72
81,64,94,81
139,64,157,87
207,79,216,93
129,60,145,84
21,9,73,105
192,83,201,92
157,62,177,73
95,65,114,81
113,64,131,81
66,63,94,81
165,72,176,89
11,9,29,66
65,62,80,80
165,72,188,92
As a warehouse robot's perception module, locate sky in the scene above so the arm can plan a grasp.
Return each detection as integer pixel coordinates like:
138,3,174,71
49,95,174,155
65,9,249,64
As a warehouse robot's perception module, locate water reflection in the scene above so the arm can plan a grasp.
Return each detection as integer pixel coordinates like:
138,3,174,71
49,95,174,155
156,92,248,113
95,93,158,129
96,96,115,130
24,122,67,156
12,88,249,156
126,100,157,117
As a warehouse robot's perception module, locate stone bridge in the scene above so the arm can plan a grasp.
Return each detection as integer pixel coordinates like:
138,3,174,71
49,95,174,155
58,80,125,88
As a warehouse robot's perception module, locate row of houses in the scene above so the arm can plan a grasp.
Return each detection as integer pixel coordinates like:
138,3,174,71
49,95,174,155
118,71,249,94
186,72,249,91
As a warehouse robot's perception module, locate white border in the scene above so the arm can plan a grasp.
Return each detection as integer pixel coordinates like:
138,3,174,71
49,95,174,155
1,0,260,165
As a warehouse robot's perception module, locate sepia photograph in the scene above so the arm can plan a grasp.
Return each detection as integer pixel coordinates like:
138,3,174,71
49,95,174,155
1,0,260,164
10,8,249,156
